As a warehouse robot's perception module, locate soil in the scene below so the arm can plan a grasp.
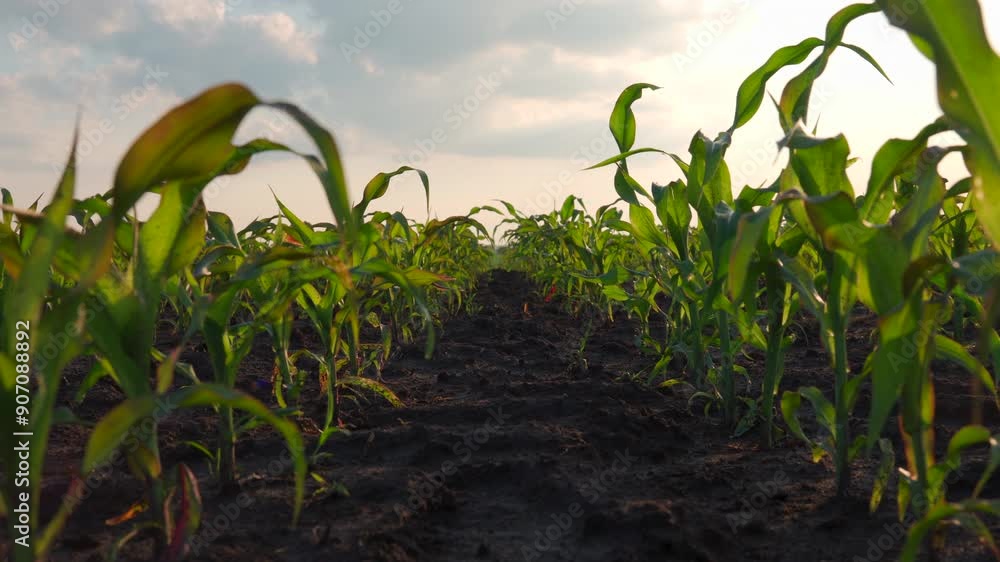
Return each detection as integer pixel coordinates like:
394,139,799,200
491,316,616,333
12,270,1000,561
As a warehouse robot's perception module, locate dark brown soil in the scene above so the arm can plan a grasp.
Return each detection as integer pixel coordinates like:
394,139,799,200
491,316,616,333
16,270,1000,561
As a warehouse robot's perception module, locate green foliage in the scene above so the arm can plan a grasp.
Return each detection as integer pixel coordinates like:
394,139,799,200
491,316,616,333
0,83,491,560
504,2,1000,559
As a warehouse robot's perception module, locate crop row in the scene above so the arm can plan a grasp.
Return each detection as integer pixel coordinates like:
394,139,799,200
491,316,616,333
501,2,1000,560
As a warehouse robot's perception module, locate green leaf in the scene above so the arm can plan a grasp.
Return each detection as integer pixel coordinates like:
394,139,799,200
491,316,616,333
172,384,307,523
207,211,241,248
686,132,733,235
840,42,893,84
82,395,161,474
655,180,692,261
934,335,999,408
870,438,895,513
973,436,1000,498
728,207,773,300
609,83,660,154
777,255,828,328
585,147,674,170
113,83,260,216
339,376,404,408
861,119,950,220
799,386,836,435
781,391,823,462
731,38,825,131
137,181,207,283
866,293,937,449
968,149,1000,251
0,187,13,226
877,0,1000,159
265,101,353,242
782,129,855,198
948,249,1000,295
558,195,578,222
628,204,669,251
778,3,881,130
613,167,651,207
2,127,78,332
602,285,630,302
877,0,1000,251
273,193,317,246
946,425,991,464
900,500,1000,562
355,166,430,221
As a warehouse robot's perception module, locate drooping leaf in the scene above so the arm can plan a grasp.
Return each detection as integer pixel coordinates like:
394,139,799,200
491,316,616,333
609,83,660,154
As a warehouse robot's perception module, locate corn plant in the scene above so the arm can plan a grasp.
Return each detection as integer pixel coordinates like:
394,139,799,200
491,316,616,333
873,1,1000,557
706,3,887,493
187,211,300,411
273,167,442,440
587,2,889,424
0,80,418,558
501,196,612,312
0,133,97,561
728,184,800,447
370,208,494,336
71,92,315,554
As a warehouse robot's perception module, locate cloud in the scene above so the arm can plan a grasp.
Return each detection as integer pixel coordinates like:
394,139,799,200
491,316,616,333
3,0,996,230
1,0,704,175
311,0,698,67
237,11,322,64
148,0,226,33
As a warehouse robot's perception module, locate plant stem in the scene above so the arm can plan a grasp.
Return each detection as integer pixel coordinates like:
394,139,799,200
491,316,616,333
761,267,786,448
832,319,850,496
827,254,851,497
142,429,167,553
218,405,237,493
324,348,339,429
274,350,291,408
690,303,707,388
718,309,736,427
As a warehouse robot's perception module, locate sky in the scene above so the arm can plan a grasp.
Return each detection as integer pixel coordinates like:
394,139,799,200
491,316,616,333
2,0,999,232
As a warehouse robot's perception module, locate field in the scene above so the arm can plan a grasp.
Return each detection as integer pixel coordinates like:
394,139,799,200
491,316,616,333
2,1,1000,561
31,271,1000,561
